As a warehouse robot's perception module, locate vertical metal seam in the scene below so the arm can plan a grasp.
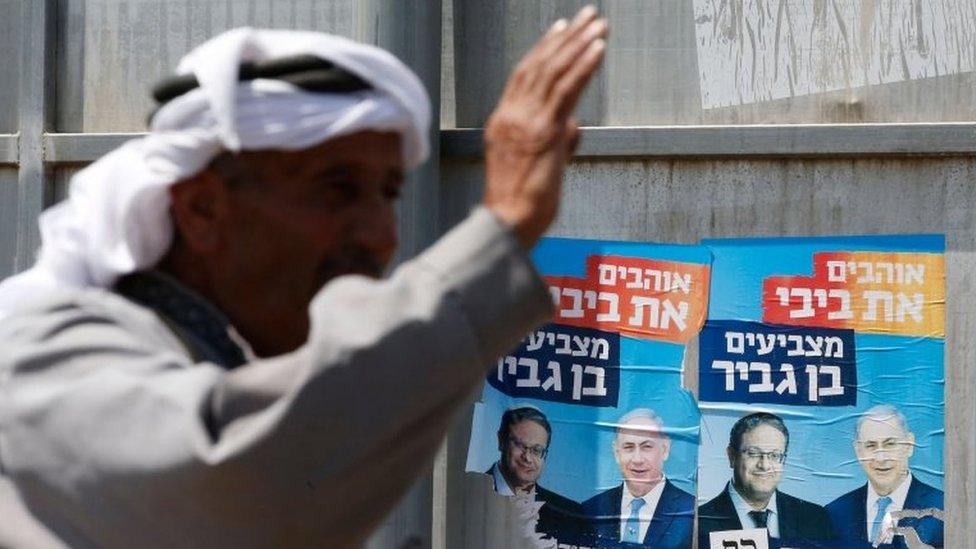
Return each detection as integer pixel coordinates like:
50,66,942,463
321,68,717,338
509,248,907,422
15,0,55,274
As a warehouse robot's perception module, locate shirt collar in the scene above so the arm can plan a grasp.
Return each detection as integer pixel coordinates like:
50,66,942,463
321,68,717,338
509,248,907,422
114,270,253,368
621,477,667,512
867,472,912,512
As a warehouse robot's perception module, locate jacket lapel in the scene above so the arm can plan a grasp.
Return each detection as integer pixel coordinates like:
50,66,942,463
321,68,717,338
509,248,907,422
643,481,676,546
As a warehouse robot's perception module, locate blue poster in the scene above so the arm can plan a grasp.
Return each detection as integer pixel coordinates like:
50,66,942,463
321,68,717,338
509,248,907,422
466,237,711,548
697,235,945,549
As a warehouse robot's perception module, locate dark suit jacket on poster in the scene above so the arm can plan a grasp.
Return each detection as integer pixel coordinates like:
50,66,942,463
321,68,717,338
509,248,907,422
697,484,834,548
826,476,944,548
486,467,591,545
581,480,694,548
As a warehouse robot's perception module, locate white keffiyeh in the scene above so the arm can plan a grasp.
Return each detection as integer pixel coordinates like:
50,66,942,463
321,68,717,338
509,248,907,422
0,28,430,315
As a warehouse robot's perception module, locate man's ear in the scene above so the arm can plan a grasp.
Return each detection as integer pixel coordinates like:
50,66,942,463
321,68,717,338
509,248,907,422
168,170,228,254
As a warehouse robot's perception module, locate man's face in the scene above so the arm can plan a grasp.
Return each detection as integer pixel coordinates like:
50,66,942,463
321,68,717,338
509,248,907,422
500,420,549,490
729,424,786,505
218,130,403,304
855,416,915,496
613,418,670,498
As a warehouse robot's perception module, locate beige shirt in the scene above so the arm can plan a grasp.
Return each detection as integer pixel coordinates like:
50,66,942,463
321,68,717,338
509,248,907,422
0,208,552,548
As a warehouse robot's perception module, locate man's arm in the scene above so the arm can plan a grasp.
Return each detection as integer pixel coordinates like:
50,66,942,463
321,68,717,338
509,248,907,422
0,6,607,547
1,209,548,546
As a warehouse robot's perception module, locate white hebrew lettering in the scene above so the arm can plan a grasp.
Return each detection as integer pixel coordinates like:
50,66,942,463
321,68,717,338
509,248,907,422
748,362,775,393
775,364,797,394
863,290,894,322
725,331,746,354
877,262,894,284
526,331,545,351
561,288,585,318
672,272,692,294
661,300,689,331
827,289,853,320
626,267,643,289
819,365,844,397
541,361,562,392
583,290,597,310
823,336,844,358
590,338,610,360
571,336,590,357
645,269,662,292
581,365,608,397
598,264,617,285
895,293,924,323
856,262,875,284
776,286,790,306
712,360,736,391
757,334,776,355
804,335,824,357
827,260,847,282
554,334,572,355
786,335,805,357
629,296,660,328
516,358,541,387
790,288,816,318
905,264,925,285
596,292,621,322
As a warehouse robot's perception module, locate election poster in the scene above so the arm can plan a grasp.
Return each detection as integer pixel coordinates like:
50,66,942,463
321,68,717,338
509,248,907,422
465,237,710,548
697,235,945,549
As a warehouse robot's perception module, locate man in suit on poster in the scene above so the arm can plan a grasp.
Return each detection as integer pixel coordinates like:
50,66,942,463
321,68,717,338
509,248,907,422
488,406,590,544
582,408,694,548
826,404,944,548
697,412,834,548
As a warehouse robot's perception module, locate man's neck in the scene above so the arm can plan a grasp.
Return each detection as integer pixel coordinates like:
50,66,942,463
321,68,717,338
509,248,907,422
157,246,308,357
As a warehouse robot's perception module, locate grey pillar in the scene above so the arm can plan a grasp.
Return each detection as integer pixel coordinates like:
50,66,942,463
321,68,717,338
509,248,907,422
357,2,444,548
8,0,55,277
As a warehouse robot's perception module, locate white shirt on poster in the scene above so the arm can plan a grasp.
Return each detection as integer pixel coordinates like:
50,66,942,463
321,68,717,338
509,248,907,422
619,478,666,542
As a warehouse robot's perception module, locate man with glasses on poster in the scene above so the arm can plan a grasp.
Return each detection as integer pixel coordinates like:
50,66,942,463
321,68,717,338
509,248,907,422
698,412,834,547
826,405,944,548
489,406,590,545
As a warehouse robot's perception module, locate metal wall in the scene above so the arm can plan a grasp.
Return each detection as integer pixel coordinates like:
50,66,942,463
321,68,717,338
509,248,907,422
446,1,975,548
3,1,975,548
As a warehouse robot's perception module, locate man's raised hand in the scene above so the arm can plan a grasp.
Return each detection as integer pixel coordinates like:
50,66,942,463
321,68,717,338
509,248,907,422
482,5,608,248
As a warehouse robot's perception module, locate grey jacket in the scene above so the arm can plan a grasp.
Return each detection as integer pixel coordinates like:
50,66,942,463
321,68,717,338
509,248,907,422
0,208,552,548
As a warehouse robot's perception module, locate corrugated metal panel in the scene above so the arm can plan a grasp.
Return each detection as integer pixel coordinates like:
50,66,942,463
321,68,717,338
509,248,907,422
55,0,359,132
0,1,20,132
452,0,976,127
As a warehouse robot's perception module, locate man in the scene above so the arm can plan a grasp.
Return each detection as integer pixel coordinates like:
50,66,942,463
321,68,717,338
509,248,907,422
697,412,834,548
826,405,944,548
488,406,590,544
0,8,609,548
582,408,694,548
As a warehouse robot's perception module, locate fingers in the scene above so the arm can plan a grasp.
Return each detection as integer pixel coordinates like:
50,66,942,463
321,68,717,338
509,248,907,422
502,6,605,103
549,37,606,120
